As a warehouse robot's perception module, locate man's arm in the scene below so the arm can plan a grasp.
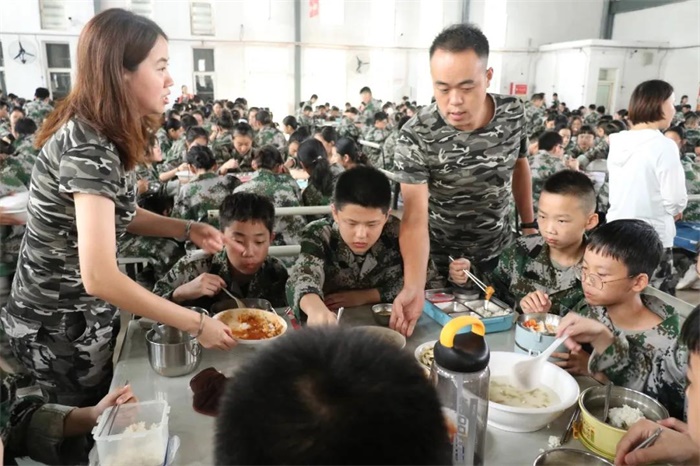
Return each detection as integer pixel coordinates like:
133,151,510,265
512,157,536,228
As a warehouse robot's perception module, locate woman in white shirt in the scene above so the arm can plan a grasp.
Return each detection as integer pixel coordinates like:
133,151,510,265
607,80,687,294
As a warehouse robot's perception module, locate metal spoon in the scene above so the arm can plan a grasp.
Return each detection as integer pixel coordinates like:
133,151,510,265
220,288,246,309
336,307,345,322
602,383,614,423
631,427,663,452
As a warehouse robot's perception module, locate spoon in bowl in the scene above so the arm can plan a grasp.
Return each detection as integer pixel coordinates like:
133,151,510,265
512,335,568,391
220,288,246,309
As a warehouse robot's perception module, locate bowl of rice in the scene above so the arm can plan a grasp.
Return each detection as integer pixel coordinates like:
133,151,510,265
578,385,669,460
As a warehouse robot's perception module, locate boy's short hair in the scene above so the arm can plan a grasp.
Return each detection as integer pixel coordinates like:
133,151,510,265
185,126,209,144
346,107,359,115
34,87,50,99
374,111,388,123
233,122,254,139
165,118,182,132
578,125,596,137
334,166,392,214
186,145,216,170
14,118,37,136
542,170,597,214
255,110,273,125
538,131,563,152
681,306,700,355
596,106,606,114
589,104,597,110
219,192,275,233
587,219,663,278
215,327,450,465
316,126,337,144
289,127,311,145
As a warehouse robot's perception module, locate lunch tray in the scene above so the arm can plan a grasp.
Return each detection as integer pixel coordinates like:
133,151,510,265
423,292,516,334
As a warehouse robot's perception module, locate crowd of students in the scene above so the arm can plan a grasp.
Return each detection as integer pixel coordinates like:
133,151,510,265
0,9,698,465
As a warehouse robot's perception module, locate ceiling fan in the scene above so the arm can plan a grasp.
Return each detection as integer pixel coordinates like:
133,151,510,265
355,55,370,74
9,39,37,65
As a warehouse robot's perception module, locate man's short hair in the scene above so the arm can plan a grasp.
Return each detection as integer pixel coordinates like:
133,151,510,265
215,327,450,465
538,131,563,152
34,87,50,100
360,86,372,95
430,23,489,59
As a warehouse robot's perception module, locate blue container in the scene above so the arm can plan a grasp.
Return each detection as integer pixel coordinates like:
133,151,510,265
423,299,515,334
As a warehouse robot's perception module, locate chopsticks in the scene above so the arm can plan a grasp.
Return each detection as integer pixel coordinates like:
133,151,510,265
100,380,129,436
448,256,488,292
632,427,663,452
559,406,580,445
336,307,345,322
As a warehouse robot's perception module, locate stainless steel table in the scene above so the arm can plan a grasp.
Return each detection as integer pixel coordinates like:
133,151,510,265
112,306,594,465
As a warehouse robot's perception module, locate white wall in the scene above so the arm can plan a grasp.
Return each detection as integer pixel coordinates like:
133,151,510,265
0,0,93,99
612,0,700,106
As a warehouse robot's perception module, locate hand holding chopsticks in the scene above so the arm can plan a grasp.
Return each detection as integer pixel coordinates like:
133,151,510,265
448,256,496,303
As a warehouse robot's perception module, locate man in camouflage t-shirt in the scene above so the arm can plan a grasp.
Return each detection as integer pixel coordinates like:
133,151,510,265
390,24,536,336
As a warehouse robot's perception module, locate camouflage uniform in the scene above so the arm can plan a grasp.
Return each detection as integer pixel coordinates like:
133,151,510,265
583,112,600,126
524,103,545,137
490,234,585,314
337,115,360,141
1,136,39,189
165,137,187,165
153,249,289,309
23,100,53,127
233,169,306,245
0,174,28,307
359,98,382,126
529,150,567,211
117,233,185,290
393,96,527,276
362,126,391,168
156,127,172,156
298,114,314,128
171,172,241,227
382,129,400,169
211,131,234,166
1,118,135,407
286,216,443,321
575,294,685,419
577,138,609,170
0,117,10,139
681,154,700,221
0,373,89,464
686,128,700,147
254,125,287,152
231,148,255,172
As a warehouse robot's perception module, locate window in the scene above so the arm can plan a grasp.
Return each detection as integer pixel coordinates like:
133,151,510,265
193,48,215,101
46,43,72,100
0,42,5,95
190,1,214,36
39,0,68,30
128,0,153,18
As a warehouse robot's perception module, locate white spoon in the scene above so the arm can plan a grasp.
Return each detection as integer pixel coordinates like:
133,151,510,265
512,335,568,391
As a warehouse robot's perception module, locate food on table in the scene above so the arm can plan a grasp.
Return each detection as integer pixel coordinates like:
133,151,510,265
123,421,160,434
472,303,510,318
419,346,435,368
216,309,284,340
607,405,646,429
547,435,561,449
489,376,560,409
522,319,558,334
484,286,495,302
427,292,454,303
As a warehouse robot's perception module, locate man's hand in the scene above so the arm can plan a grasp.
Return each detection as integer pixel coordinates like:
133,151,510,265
520,290,552,313
91,384,137,424
219,158,239,175
391,287,424,337
307,308,339,326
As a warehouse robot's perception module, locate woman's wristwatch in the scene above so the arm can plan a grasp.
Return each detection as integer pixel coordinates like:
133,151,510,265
178,220,194,242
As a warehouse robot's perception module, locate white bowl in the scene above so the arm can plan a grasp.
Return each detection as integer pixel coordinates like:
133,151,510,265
0,191,29,211
176,171,194,182
2,209,27,223
487,351,579,433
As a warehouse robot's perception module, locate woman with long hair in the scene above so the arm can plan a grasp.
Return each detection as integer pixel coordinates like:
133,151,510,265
298,138,335,208
1,9,237,408
607,80,687,294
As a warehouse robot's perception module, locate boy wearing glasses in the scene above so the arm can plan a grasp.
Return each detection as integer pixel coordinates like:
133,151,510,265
451,170,599,316
556,219,681,399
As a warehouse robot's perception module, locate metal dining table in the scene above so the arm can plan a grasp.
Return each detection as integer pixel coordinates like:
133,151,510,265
111,306,596,465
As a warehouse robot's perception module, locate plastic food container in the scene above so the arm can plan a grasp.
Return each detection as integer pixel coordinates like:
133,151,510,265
425,289,455,304
423,298,515,334
93,400,170,466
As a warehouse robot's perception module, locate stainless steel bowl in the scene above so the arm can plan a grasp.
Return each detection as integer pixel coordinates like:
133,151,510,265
580,385,670,427
146,324,202,377
533,449,613,465
371,303,392,326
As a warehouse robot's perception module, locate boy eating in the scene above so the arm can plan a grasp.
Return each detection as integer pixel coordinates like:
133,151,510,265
560,219,682,416
287,166,442,325
153,193,289,308
450,170,599,316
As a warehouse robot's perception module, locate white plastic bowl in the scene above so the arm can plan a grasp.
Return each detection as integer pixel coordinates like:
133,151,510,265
487,351,579,433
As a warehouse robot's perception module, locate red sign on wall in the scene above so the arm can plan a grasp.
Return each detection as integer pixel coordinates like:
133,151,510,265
509,83,528,95
309,0,319,17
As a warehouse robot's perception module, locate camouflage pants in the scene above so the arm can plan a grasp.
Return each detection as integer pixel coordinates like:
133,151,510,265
650,248,677,296
2,307,119,408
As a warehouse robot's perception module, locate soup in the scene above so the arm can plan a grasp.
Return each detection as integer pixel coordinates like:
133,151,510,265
489,376,560,409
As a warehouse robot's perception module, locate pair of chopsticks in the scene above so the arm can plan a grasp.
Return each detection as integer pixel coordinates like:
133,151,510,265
448,256,488,292
99,380,129,436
